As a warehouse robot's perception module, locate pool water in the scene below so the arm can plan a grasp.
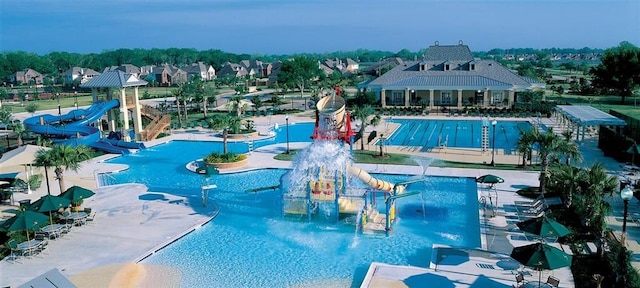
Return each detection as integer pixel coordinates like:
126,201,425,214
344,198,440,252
383,119,531,152
101,140,481,287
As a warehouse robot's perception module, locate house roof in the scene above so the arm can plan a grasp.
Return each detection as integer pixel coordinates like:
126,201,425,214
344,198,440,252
79,70,148,88
424,44,474,61
555,105,627,126
366,56,540,91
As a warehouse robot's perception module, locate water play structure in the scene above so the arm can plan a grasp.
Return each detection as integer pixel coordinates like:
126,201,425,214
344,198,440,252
280,90,425,235
24,99,145,154
25,70,169,154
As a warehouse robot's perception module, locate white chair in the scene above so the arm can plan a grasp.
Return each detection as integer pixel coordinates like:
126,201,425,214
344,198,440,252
546,275,560,287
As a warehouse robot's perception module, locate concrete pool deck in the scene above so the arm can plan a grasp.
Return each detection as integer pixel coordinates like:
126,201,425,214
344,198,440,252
0,112,633,287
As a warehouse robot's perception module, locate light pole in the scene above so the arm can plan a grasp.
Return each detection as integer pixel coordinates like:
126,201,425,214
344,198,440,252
56,93,61,116
490,120,497,166
621,186,634,243
74,91,78,109
285,115,290,154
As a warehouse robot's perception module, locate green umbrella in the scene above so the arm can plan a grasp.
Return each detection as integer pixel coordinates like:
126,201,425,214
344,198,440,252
511,242,573,287
517,215,571,238
475,174,505,184
0,210,49,242
60,186,95,204
29,194,71,226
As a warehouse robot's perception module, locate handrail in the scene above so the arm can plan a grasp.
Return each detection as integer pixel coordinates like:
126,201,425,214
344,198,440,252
141,114,171,141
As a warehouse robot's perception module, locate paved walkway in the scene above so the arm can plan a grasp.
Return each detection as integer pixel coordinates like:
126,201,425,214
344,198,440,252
0,111,636,287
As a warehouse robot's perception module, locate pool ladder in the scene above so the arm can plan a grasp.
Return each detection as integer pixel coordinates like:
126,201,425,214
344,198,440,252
481,125,489,152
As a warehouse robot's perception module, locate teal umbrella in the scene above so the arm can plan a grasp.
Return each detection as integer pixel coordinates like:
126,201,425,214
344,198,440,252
517,215,571,238
511,242,573,287
60,186,95,204
1,210,49,242
29,194,71,225
475,174,505,184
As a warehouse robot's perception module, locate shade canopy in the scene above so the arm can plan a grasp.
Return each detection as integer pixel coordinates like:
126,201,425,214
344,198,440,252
0,210,49,242
29,195,71,213
517,215,571,238
475,174,505,184
510,242,572,270
60,186,95,203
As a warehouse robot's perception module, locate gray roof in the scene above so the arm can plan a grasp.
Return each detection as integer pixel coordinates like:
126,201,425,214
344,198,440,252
555,105,627,126
424,44,474,61
80,70,148,88
18,268,76,288
384,75,513,89
367,58,538,91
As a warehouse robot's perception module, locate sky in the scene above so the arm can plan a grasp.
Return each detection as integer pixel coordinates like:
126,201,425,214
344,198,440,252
1,0,639,55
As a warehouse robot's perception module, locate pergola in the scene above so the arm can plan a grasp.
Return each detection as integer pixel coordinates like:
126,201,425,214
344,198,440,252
554,105,627,141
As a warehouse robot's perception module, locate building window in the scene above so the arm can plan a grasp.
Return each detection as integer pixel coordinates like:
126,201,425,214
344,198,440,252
491,91,504,105
441,91,452,105
445,64,450,71
470,64,475,70
392,91,404,105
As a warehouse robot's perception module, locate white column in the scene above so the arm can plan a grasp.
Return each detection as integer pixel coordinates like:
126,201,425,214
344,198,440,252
429,89,434,110
404,88,410,107
119,88,130,141
483,88,489,107
380,90,386,107
132,86,143,141
457,89,463,108
508,90,515,107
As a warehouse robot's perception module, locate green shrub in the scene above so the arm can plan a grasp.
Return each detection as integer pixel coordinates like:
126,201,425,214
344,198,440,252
204,152,247,163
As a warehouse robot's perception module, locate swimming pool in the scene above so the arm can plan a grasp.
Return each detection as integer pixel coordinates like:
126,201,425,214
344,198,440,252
100,140,480,287
383,119,532,152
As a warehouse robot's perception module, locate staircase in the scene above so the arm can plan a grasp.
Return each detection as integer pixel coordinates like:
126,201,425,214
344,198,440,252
139,104,171,141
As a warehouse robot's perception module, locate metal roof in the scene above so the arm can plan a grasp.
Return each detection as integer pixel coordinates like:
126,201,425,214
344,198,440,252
555,105,627,126
80,70,147,88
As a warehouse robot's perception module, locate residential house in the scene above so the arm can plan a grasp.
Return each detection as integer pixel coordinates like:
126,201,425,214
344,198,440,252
184,62,216,81
9,69,44,85
140,65,188,87
320,58,359,75
239,60,272,78
62,67,101,85
363,58,405,76
361,41,545,109
216,62,252,79
104,64,141,77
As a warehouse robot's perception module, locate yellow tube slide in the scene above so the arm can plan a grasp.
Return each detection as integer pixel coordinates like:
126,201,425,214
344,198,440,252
347,166,405,194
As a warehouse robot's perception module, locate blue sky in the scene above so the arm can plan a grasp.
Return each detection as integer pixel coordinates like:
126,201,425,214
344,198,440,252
1,0,638,55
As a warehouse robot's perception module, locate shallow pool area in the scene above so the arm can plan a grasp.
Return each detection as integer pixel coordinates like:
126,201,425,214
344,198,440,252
99,141,481,287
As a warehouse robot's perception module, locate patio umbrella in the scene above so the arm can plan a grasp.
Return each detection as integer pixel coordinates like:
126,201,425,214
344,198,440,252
511,242,573,287
475,174,505,184
517,215,570,238
0,210,49,242
60,186,95,203
29,194,71,225
476,174,505,205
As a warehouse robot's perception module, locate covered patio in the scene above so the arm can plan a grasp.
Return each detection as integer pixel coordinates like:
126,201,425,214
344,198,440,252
554,105,627,141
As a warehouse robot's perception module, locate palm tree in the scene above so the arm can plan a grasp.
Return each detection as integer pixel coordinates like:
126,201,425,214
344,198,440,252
515,129,535,167
171,88,184,126
208,114,241,154
11,122,26,146
574,163,618,256
530,127,566,196
34,145,93,194
548,165,584,208
227,95,248,117
350,105,381,151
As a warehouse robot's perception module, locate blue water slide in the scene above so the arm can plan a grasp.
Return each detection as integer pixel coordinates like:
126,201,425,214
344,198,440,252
24,100,143,154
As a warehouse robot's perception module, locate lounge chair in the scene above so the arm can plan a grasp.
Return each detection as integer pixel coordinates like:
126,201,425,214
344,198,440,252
546,275,560,287
515,272,526,287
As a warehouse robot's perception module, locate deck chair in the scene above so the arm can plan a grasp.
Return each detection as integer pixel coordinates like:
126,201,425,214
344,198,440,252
7,239,22,262
546,275,560,287
85,212,96,225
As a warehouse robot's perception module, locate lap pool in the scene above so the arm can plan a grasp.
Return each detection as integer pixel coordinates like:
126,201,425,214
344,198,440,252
100,139,481,287
383,119,532,152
